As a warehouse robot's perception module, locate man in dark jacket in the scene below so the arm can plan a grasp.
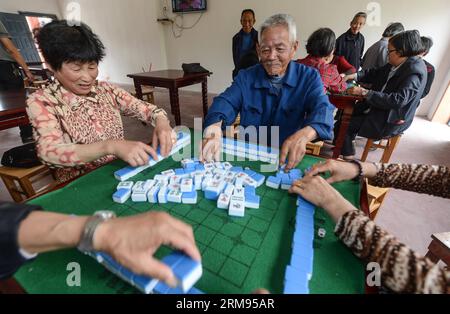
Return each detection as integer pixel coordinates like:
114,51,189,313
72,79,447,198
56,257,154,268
335,12,366,71
342,30,427,159
232,9,258,78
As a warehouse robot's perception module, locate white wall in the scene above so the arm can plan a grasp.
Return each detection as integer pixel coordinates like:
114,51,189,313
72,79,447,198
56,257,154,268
58,0,168,85
0,0,61,16
160,0,450,117
2,0,448,118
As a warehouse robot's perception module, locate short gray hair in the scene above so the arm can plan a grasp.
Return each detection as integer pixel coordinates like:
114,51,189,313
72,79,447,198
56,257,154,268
260,14,297,43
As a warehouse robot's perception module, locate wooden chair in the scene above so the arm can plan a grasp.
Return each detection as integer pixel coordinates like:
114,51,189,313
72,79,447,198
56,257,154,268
425,232,450,266
360,134,402,220
140,63,155,104
365,180,388,220
0,165,56,202
227,115,323,156
361,134,402,163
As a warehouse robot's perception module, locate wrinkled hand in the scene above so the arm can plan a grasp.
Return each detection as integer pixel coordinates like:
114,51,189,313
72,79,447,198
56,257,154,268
305,159,359,184
347,86,367,96
94,211,201,287
152,117,175,157
289,176,357,222
199,123,222,163
112,140,158,167
280,131,308,171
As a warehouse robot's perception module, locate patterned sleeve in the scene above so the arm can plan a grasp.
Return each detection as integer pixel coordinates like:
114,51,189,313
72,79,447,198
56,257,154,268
101,82,168,126
335,210,450,293
323,64,347,94
26,92,83,167
369,164,450,198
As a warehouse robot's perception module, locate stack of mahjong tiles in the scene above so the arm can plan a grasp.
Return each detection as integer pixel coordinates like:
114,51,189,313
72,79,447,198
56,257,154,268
283,196,315,294
112,159,266,218
221,138,279,164
265,166,303,190
113,130,191,182
86,250,203,294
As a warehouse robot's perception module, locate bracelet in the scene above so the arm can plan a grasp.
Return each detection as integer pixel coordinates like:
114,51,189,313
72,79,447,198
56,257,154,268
348,160,364,182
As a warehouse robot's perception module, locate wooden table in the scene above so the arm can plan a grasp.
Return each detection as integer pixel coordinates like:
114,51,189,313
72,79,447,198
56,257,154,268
0,152,368,294
127,70,210,126
0,89,29,131
328,94,364,159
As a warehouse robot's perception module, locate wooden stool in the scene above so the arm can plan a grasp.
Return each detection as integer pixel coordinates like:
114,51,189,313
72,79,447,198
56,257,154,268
306,141,323,156
365,179,389,220
425,232,450,266
0,165,55,202
361,134,402,163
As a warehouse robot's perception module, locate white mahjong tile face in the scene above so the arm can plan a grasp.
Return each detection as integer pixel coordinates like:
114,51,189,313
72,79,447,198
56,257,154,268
232,202,243,210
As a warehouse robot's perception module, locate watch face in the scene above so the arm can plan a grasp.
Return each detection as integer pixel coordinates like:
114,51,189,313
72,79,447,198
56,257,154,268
94,210,116,219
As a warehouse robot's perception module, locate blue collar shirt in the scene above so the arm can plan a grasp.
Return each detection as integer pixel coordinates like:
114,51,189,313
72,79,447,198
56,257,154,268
204,61,334,146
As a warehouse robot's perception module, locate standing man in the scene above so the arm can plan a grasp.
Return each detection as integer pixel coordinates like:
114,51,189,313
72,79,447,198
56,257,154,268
232,9,259,78
335,12,367,71
202,14,334,171
361,22,404,70
0,20,35,143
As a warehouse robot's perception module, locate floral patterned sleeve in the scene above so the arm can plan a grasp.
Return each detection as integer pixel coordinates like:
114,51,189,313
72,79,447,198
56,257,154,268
335,210,450,293
369,164,450,198
26,92,83,167
101,82,168,126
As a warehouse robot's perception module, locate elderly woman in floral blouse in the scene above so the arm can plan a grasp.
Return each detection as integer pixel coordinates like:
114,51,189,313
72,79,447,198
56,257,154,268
290,160,449,293
26,20,175,183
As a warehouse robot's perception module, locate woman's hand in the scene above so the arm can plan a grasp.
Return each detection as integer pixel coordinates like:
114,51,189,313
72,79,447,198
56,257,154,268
289,175,358,223
109,140,159,167
305,159,360,184
347,86,368,96
306,159,378,183
152,117,175,157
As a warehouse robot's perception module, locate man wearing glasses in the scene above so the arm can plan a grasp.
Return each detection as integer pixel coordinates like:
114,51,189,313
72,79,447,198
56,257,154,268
202,14,334,171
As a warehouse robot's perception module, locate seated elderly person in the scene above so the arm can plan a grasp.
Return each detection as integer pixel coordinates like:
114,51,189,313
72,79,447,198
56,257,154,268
337,30,427,160
201,14,334,170
27,20,175,183
297,28,347,94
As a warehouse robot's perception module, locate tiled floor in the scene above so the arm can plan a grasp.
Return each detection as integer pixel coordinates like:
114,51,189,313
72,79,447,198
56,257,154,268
1,88,449,255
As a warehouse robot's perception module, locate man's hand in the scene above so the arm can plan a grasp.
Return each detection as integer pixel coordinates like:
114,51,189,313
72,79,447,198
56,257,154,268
152,116,175,157
94,211,201,287
108,140,158,167
199,122,222,163
280,131,309,171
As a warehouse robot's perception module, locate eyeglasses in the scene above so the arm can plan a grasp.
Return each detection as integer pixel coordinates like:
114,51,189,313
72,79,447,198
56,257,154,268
388,49,397,55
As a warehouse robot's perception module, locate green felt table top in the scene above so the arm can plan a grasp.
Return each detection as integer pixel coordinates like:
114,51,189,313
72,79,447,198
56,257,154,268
14,147,365,294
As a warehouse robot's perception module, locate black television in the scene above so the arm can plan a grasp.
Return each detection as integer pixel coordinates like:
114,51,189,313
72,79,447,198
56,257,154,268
172,0,207,13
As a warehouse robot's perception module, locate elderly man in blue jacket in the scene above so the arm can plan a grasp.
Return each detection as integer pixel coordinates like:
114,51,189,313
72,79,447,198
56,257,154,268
201,14,334,171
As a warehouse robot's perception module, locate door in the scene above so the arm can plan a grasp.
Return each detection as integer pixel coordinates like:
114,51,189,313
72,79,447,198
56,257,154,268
0,12,41,63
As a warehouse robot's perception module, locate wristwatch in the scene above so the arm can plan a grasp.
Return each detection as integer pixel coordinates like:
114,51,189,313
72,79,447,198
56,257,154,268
77,210,116,253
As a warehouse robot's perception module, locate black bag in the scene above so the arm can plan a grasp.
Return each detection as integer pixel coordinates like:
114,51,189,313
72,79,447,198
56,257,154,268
1,143,42,168
182,63,211,75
